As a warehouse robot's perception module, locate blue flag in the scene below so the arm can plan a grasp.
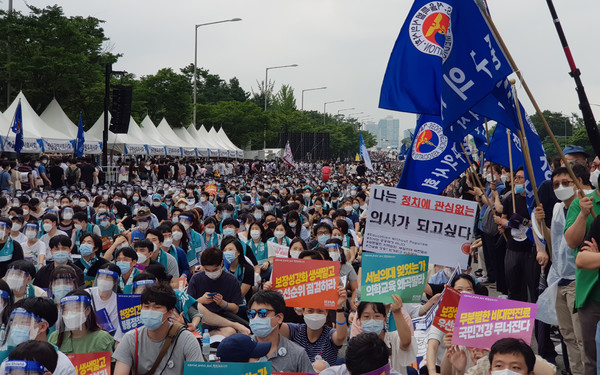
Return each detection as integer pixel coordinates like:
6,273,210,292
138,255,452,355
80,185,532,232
397,114,470,194
76,114,85,157
379,0,513,129
11,101,23,154
359,133,373,171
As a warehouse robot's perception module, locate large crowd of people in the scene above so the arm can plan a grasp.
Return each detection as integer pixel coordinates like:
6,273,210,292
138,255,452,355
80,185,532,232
0,149,596,375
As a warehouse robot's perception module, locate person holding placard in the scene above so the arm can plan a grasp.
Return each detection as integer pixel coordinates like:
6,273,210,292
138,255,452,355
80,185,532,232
268,222,291,247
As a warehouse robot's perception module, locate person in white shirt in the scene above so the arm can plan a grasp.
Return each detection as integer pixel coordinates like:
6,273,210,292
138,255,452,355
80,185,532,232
39,213,67,263
20,222,45,267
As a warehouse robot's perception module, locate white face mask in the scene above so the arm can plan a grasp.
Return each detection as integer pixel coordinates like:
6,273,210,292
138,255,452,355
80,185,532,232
205,270,222,280
205,228,215,236
490,370,523,375
138,221,149,230
74,224,83,231
96,279,114,292
25,230,37,240
250,230,261,240
303,313,327,330
136,252,148,264
43,223,53,232
11,223,21,232
274,231,285,239
172,231,183,241
63,311,86,330
329,251,341,262
591,169,600,189
163,238,173,248
554,185,575,201
290,250,301,259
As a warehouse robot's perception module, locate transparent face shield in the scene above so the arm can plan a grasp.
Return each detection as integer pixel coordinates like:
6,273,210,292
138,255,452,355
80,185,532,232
4,268,29,295
132,279,156,295
59,295,91,332
23,223,39,241
2,308,42,348
0,289,9,316
4,360,46,375
50,276,77,303
93,269,119,294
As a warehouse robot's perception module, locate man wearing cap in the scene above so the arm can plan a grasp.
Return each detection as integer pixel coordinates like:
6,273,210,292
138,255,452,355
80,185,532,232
150,193,168,222
130,207,153,242
217,333,271,362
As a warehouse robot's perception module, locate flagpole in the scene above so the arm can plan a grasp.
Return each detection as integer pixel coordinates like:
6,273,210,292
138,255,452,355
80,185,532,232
479,6,587,210
484,118,490,148
506,129,516,213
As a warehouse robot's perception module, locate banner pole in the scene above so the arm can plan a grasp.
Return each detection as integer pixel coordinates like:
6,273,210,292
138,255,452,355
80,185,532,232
506,129,516,213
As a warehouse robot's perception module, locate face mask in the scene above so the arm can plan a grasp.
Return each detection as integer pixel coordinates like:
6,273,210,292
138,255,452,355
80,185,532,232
304,313,327,330
223,251,236,263
200,197,207,203
205,269,222,280
62,213,73,220
79,243,94,257
138,221,150,230
100,220,110,228
263,204,272,212
486,174,493,182
501,175,508,184
97,279,114,292
249,317,274,338
74,224,83,231
250,230,261,240
22,209,29,216
6,275,25,291
181,222,191,231
116,261,131,274
314,205,322,211
43,223,53,232
53,250,70,264
152,201,161,207
63,311,86,330
10,223,21,232
133,196,139,202
205,228,215,236
274,231,285,239
136,252,148,265
361,319,384,335
288,221,297,228
78,201,87,208
329,251,341,262
344,206,353,213
222,213,232,220
172,231,183,241
490,370,522,375
290,250,301,259
163,238,173,248
554,185,575,201
25,230,37,240
254,213,262,220
52,285,73,302
352,204,359,210
0,230,6,241
590,169,600,189
7,325,32,347
178,204,186,210
140,309,165,330
515,184,525,194
317,235,330,246
223,228,235,237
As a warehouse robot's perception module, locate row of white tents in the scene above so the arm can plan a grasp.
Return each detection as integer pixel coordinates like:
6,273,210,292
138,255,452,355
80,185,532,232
0,91,244,158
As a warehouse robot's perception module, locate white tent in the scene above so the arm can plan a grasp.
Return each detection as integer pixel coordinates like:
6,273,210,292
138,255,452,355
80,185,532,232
87,114,148,155
172,126,200,158
139,116,167,156
40,98,102,154
216,127,243,158
156,118,195,157
185,125,210,157
208,127,235,157
197,125,226,157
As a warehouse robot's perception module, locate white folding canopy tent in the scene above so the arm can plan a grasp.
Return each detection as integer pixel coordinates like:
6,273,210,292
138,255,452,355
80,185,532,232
216,127,243,158
197,125,226,157
156,118,198,157
208,127,235,157
139,115,167,156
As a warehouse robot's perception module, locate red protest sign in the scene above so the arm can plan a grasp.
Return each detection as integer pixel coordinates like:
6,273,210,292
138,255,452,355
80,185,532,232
67,352,111,375
272,258,339,309
432,285,461,333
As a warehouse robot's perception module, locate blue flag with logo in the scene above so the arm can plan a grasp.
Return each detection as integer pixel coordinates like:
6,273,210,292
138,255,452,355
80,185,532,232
11,101,24,154
360,133,374,171
397,115,470,194
76,114,85,157
379,0,513,129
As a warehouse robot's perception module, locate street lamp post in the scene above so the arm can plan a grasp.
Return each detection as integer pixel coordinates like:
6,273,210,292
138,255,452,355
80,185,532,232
263,64,298,149
337,108,355,115
323,100,344,125
193,18,241,128
301,87,327,110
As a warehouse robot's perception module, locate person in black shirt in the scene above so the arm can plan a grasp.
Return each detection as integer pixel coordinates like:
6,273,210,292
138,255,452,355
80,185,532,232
79,158,96,188
49,159,64,189
150,194,168,222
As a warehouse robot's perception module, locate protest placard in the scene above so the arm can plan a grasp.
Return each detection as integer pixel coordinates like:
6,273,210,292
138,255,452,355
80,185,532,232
363,185,477,268
360,253,428,303
432,285,461,333
267,241,289,258
67,352,111,375
452,293,537,349
272,258,339,309
185,361,271,375
117,294,142,333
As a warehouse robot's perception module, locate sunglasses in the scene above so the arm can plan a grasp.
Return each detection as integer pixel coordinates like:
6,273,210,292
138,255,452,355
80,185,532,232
247,308,275,320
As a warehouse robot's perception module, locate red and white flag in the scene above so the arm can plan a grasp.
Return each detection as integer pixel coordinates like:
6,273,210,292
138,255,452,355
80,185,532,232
283,140,297,169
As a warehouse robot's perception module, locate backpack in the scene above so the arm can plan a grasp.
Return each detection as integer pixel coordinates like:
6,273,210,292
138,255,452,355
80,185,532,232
481,206,498,236
66,166,78,185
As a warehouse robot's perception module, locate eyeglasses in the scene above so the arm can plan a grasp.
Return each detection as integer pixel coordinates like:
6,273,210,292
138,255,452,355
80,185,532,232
247,308,275,319
552,181,574,189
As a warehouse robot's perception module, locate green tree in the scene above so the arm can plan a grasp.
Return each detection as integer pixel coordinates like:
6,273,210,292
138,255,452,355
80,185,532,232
134,68,192,128
180,64,248,104
0,5,119,126
272,84,296,112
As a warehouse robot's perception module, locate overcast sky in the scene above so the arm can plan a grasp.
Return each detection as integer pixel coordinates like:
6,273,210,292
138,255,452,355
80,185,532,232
12,0,600,137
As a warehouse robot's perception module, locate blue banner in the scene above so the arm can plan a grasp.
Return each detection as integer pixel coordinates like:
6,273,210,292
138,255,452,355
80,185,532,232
12,101,23,154
397,115,470,194
76,114,85,157
117,294,142,333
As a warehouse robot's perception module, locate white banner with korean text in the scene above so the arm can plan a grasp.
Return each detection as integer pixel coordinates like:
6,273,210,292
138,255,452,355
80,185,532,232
363,185,477,269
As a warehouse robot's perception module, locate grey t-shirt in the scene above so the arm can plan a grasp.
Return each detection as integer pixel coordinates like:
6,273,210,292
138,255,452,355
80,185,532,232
113,325,204,375
266,334,314,373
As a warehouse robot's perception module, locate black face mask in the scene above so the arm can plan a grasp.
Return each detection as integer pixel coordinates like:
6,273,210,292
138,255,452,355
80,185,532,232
268,222,277,230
